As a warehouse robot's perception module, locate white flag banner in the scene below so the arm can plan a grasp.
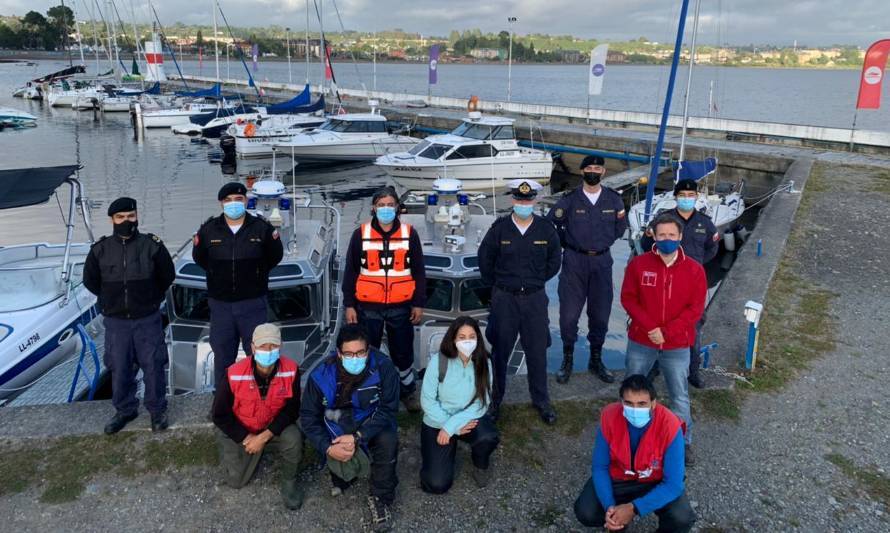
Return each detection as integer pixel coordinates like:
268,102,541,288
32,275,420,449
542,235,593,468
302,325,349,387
588,44,609,95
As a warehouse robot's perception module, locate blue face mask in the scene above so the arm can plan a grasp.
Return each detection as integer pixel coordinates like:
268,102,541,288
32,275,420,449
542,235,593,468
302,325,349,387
623,405,652,428
655,239,681,255
254,348,280,367
375,206,397,224
676,197,696,212
512,204,534,219
223,201,246,220
341,355,368,375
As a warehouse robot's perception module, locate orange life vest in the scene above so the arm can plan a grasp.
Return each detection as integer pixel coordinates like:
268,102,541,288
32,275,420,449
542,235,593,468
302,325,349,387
228,356,298,433
355,221,416,305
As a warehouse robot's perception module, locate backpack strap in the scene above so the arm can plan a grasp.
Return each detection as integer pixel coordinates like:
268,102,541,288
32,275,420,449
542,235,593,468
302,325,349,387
437,353,448,383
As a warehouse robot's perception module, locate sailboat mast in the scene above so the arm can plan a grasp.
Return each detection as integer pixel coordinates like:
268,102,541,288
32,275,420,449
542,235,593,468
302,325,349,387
108,0,121,81
678,0,702,164
83,0,101,74
127,0,143,84
62,0,73,67
305,0,310,85
212,0,220,80
73,3,86,65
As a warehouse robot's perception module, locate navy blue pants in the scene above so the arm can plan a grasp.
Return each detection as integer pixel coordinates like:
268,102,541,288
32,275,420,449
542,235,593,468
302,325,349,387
103,311,168,416
558,251,614,351
359,305,416,396
485,287,551,409
208,296,267,386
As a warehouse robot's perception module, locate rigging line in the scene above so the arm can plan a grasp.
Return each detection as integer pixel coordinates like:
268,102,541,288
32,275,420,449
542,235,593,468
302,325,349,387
329,0,369,95
214,0,261,99
148,1,190,89
108,0,133,74
312,0,342,105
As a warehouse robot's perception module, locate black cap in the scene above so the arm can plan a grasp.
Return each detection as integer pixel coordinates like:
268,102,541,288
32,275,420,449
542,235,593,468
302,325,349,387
107,197,137,216
218,181,248,201
580,155,605,169
674,179,698,194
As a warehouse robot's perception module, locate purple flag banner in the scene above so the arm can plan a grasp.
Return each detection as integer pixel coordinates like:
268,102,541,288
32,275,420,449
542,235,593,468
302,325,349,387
428,45,439,85
252,43,259,72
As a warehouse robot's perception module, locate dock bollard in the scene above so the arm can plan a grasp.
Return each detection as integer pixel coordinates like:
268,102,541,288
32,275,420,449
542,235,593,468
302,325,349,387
744,301,764,370
756,239,763,257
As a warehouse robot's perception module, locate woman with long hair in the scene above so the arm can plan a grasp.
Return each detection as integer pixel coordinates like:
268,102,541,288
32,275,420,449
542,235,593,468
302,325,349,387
419,315,500,493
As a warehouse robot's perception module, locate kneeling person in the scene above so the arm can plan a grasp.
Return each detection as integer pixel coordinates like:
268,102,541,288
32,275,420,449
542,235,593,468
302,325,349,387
212,323,304,510
420,316,499,494
573,375,695,532
301,324,400,531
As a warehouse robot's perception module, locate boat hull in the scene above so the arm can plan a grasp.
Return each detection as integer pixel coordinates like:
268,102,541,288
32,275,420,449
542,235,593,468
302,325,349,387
276,138,420,163
382,159,554,192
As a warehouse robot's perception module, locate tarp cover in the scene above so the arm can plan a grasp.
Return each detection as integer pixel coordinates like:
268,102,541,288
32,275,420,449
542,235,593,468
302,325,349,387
32,65,86,83
268,95,325,116
0,165,80,209
677,157,718,182
265,85,311,114
175,83,222,98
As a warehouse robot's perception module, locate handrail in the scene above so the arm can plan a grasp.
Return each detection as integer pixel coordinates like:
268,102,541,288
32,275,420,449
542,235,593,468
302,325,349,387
67,323,101,402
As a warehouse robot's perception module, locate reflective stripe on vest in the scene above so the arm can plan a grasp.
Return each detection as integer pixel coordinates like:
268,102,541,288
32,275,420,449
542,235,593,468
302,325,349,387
600,402,684,484
356,221,416,304
228,356,298,434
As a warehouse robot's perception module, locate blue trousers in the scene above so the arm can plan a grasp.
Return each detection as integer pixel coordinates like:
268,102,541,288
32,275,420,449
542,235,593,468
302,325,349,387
359,305,416,396
625,339,693,443
103,311,168,416
485,287,551,409
209,296,267,386
558,252,614,350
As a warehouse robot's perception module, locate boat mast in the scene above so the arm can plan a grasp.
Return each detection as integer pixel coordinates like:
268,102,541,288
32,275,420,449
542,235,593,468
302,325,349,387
73,2,86,66
62,0,73,67
678,0,702,165
108,0,121,81
212,0,220,81
127,0,144,87
305,0,310,85
82,0,101,75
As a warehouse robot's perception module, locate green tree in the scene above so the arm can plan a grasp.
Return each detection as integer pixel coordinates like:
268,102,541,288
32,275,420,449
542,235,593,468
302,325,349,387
47,4,74,29
196,29,204,50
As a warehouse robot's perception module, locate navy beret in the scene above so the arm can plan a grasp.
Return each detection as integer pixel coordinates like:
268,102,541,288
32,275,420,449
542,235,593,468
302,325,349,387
580,155,605,169
674,179,698,194
218,181,248,201
107,197,137,216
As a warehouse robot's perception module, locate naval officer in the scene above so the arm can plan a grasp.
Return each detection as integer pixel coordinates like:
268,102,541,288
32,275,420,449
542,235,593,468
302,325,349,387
477,179,561,424
547,155,628,385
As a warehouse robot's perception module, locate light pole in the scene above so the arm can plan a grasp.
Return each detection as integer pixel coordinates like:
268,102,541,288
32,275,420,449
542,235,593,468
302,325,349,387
507,16,517,103
286,27,292,84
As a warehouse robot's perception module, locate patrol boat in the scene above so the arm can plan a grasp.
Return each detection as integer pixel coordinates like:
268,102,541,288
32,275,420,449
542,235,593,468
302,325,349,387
0,165,100,400
164,180,342,392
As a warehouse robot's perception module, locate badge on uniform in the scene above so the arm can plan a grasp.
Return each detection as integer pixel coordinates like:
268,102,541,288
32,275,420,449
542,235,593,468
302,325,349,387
519,182,531,195
193,234,199,246
554,207,564,219
642,271,657,287
617,210,626,219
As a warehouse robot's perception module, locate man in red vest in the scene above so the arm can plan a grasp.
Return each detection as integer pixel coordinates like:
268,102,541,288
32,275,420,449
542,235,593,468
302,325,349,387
574,374,695,531
212,323,304,510
342,186,427,412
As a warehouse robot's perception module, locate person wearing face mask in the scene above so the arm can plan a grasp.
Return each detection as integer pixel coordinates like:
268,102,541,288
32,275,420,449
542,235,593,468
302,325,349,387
83,197,176,434
301,324,400,532
477,179,561,425
639,179,719,389
212,323,305,510
573,374,695,531
547,155,628,386
341,186,427,413
620,213,706,465
192,182,284,387
420,316,499,494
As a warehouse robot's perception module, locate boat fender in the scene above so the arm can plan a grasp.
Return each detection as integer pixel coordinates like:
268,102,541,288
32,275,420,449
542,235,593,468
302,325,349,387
244,122,256,137
723,229,736,252
467,95,479,112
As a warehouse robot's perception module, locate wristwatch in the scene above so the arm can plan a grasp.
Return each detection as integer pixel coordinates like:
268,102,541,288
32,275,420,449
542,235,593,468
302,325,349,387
354,431,364,445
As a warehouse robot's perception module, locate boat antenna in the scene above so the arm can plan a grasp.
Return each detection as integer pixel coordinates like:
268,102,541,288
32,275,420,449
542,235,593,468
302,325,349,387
214,0,262,100
148,0,190,89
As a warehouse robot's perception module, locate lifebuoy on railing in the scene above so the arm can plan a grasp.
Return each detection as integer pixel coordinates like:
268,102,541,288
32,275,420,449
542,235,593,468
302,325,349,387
467,95,480,112
244,122,256,137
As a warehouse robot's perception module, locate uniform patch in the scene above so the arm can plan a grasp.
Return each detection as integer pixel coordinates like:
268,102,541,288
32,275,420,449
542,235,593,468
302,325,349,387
712,232,720,242
642,271,658,287
210,239,222,244
519,182,531,194
152,234,162,243
601,209,615,214
554,207,564,218
272,229,280,240
575,209,586,214
695,228,707,233
193,234,199,246
533,240,548,245
617,210,626,219
500,240,511,245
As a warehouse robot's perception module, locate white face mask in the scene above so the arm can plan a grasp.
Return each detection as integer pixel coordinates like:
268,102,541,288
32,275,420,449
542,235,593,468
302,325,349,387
456,339,477,357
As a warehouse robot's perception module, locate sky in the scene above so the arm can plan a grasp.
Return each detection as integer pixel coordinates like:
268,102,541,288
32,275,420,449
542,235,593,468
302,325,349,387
1,0,887,47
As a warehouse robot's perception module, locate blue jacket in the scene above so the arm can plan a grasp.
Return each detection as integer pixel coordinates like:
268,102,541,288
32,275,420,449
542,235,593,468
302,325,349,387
300,349,399,453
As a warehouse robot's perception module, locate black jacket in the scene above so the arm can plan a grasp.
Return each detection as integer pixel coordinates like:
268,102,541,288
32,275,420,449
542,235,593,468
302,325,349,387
477,215,562,291
83,231,176,319
192,213,285,302
640,208,719,265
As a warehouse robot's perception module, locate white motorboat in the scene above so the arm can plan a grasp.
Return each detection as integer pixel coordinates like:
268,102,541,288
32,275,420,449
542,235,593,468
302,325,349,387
136,101,223,129
273,104,419,163
47,82,102,108
0,166,101,400
0,107,37,128
376,113,554,192
229,114,327,158
100,96,135,112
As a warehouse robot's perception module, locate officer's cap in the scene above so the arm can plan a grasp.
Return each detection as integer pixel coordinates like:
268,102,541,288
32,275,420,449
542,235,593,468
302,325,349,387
252,323,281,346
508,179,542,200
674,179,699,194
218,181,248,201
580,155,606,169
107,197,137,216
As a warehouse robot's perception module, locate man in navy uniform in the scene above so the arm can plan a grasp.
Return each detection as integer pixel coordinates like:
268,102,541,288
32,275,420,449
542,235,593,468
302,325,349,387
547,155,628,385
192,182,284,386
478,179,562,424
640,179,719,388
83,197,176,434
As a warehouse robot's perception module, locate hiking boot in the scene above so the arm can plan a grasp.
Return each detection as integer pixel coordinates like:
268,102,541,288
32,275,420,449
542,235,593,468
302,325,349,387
556,351,573,385
150,411,169,433
104,411,138,435
366,495,393,532
685,445,695,467
688,369,705,389
471,465,492,488
536,403,557,426
587,348,615,384
400,391,422,413
280,478,305,510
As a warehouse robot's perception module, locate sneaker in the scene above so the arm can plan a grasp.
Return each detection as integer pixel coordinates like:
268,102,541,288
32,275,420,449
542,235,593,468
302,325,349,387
104,411,138,435
400,392,422,413
685,445,695,467
471,465,492,488
150,412,169,433
366,495,392,532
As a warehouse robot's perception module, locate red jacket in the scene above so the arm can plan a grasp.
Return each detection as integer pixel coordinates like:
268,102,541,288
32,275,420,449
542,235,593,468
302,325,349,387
601,402,685,483
228,356,299,434
620,248,706,350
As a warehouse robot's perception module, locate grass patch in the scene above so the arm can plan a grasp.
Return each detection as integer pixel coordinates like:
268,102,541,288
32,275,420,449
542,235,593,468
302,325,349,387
692,389,742,421
825,453,890,508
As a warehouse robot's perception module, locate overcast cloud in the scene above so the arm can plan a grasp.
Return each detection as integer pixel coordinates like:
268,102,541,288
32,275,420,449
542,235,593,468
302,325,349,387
1,0,886,47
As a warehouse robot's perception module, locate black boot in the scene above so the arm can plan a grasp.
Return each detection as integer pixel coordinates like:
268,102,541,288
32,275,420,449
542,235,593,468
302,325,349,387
588,348,615,384
104,411,138,435
556,348,573,385
688,368,705,389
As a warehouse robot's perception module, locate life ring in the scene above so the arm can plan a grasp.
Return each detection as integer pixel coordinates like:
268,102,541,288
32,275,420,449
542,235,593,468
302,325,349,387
244,122,256,137
467,95,479,112
236,118,245,125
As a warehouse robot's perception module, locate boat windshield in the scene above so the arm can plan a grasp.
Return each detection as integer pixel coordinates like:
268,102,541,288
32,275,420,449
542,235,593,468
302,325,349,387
418,144,453,160
318,118,386,133
425,278,454,312
172,285,313,321
451,122,495,140
0,265,69,312
459,278,492,311
408,140,431,155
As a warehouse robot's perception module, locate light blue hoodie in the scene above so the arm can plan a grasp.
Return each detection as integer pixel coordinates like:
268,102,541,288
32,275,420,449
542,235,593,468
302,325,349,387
421,355,492,436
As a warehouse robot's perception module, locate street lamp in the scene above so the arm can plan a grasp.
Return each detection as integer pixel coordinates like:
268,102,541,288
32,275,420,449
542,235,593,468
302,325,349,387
507,16,517,103
286,27,292,84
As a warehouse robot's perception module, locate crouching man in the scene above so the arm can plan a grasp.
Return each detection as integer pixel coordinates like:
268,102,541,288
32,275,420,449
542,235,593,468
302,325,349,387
212,323,304,510
301,324,400,532
573,375,695,532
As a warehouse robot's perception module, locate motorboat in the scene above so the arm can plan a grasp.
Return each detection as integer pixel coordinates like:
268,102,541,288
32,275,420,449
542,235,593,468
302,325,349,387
46,81,102,108
171,103,262,137
164,180,342,392
227,114,327,158
376,112,553,192
0,166,101,400
0,107,37,129
273,102,419,163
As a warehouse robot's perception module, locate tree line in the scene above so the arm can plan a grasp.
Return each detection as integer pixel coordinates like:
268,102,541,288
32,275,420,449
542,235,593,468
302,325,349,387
0,7,74,50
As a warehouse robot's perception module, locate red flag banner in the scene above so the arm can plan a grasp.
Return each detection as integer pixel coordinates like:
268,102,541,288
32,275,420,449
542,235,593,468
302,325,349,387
856,39,890,109
324,44,333,81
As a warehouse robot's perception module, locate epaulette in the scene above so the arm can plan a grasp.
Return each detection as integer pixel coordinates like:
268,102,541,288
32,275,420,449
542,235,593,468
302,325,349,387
147,233,163,245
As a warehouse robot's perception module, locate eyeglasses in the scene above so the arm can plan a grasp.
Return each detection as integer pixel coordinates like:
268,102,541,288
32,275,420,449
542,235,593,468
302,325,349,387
340,349,369,359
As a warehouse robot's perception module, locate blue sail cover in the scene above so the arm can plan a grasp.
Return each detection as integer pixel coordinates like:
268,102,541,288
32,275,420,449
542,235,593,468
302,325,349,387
175,83,222,98
143,82,161,95
268,95,325,116
265,85,311,114
677,157,718,182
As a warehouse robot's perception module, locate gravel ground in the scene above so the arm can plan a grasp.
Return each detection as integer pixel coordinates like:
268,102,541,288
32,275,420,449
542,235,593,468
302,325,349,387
2,162,889,532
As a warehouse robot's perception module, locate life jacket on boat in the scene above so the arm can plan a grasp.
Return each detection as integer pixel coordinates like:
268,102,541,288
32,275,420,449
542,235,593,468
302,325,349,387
355,221,416,305
600,402,685,484
228,356,298,433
